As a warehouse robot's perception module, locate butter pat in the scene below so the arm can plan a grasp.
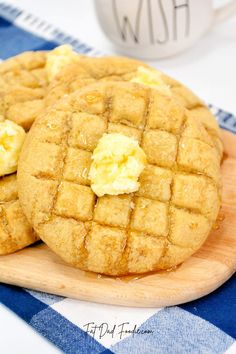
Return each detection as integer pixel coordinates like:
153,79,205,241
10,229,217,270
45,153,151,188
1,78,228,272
0,119,26,176
131,66,171,96
89,133,147,197
46,44,79,81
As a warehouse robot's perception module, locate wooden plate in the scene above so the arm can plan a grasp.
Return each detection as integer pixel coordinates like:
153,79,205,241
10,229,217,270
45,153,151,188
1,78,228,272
0,130,235,307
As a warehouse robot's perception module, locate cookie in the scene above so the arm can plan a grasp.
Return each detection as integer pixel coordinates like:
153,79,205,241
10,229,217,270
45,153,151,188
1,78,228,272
46,56,149,106
0,45,81,130
0,51,47,255
46,56,223,158
0,116,38,255
0,46,81,255
18,81,221,275
0,51,48,130
0,174,38,254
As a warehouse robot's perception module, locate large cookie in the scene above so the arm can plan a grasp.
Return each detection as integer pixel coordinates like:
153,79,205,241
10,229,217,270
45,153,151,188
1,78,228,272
0,51,48,130
18,81,222,275
0,51,48,254
46,56,223,156
0,46,81,255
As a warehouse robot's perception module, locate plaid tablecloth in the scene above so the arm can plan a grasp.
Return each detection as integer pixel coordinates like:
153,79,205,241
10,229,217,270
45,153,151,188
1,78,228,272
0,2,235,353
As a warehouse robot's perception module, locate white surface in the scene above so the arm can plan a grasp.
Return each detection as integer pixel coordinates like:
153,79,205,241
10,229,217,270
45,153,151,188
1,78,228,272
0,1,236,353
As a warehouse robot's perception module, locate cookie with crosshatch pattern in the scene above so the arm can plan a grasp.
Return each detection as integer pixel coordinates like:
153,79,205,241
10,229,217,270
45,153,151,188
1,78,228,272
0,51,48,130
0,46,82,255
18,81,222,275
0,45,81,130
0,51,47,254
0,173,38,255
46,56,223,158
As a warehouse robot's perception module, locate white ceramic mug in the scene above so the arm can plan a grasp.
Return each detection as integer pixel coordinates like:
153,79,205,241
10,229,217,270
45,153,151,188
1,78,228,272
94,0,236,59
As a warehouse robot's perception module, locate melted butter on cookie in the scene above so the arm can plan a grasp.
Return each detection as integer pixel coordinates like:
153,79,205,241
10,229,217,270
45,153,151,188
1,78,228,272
46,44,79,81
89,133,147,197
0,118,26,176
131,66,171,96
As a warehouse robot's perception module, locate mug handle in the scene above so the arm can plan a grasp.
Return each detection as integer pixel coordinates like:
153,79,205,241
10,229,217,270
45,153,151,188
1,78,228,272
214,0,236,23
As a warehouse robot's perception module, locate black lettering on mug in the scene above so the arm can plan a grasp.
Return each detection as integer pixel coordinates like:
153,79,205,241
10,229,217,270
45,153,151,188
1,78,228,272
156,0,169,44
172,0,190,40
112,0,143,43
112,0,191,45
147,0,154,44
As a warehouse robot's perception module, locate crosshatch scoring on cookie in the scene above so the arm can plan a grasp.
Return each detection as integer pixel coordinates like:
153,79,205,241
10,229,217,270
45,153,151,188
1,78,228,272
0,51,48,130
0,51,51,255
18,81,222,275
45,56,223,156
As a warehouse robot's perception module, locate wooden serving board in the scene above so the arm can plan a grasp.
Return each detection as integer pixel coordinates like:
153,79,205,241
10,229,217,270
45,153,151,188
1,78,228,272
0,130,235,308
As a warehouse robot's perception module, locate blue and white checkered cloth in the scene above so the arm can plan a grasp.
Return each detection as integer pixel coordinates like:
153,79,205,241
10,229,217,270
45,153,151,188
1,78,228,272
0,2,235,353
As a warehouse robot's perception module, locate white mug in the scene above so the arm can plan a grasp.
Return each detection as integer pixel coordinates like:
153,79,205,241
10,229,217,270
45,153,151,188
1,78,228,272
94,0,236,59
